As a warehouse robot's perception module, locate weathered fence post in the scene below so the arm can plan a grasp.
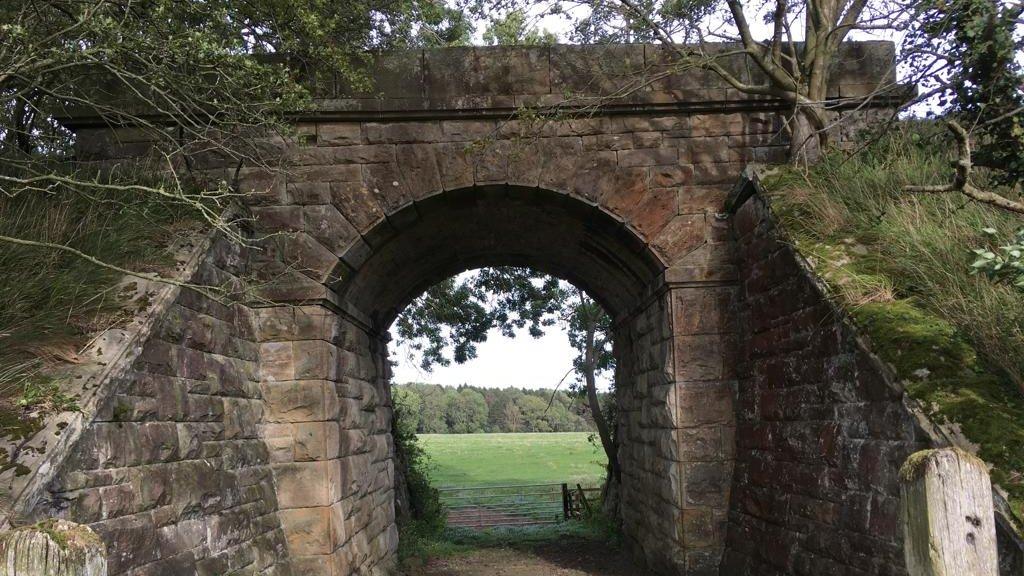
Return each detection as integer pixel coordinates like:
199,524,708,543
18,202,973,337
900,448,998,576
561,483,570,520
0,519,106,576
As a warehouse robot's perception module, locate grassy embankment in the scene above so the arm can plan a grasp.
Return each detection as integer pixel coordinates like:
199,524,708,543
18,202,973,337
0,189,193,443
765,125,1024,520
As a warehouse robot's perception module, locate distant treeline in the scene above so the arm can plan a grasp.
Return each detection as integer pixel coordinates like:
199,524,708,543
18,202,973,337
392,383,601,434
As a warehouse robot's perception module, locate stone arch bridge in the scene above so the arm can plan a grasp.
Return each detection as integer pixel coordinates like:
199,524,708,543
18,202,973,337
4,42,1016,576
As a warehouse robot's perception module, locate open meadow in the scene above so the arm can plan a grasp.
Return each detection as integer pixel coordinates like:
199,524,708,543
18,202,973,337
418,432,606,487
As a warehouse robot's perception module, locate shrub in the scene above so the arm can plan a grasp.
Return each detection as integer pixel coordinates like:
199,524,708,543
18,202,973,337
393,390,446,564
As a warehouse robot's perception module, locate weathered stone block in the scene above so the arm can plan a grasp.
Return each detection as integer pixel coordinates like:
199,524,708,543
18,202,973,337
653,214,707,261
274,462,331,508
302,205,359,257
279,507,333,555
674,334,737,381
618,148,678,168
678,381,736,427
262,380,332,422
672,286,737,336
364,122,442,144
318,123,362,146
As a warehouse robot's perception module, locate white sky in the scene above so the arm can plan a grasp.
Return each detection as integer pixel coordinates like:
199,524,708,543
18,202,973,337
390,323,615,392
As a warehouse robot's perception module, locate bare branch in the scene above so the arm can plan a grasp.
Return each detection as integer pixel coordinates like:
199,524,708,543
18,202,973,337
904,121,1024,215
0,234,231,299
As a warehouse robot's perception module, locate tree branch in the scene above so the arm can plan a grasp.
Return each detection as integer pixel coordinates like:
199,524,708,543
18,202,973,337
904,121,1024,215
0,234,231,299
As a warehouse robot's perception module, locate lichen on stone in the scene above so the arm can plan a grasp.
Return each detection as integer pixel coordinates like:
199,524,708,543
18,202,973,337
28,518,103,551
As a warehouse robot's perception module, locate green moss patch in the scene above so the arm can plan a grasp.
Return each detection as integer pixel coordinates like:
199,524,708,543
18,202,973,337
852,301,976,381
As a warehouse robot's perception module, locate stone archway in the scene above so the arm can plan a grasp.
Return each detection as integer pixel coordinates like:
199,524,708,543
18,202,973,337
252,182,738,575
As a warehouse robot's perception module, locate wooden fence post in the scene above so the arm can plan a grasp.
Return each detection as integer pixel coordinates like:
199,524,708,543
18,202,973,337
900,448,998,576
561,483,570,520
0,519,106,576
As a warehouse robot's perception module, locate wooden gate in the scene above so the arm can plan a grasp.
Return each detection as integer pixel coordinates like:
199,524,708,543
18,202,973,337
440,483,601,529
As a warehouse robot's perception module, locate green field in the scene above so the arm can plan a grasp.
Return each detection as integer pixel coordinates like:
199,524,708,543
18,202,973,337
419,432,606,487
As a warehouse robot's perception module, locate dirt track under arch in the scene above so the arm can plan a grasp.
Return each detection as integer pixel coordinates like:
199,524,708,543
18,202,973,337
406,540,653,576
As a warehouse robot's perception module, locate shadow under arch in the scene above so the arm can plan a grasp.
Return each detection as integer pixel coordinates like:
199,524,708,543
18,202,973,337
331,184,668,331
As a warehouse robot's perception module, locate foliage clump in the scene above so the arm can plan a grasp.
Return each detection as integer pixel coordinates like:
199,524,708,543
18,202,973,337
970,227,1024,289
393,383,600,435
767,125,1024,519
393,391,446,566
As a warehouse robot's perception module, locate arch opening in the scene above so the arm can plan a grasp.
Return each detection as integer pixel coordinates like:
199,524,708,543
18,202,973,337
336,185,670,563
387,265,620,539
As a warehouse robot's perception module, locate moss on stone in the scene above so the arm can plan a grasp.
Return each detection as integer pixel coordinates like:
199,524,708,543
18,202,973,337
852,301,977,381
849,300,1024,519
793,240,1024,520
767,133,1024,523
28,519,103,552
36,519,70,550
793,239,895,306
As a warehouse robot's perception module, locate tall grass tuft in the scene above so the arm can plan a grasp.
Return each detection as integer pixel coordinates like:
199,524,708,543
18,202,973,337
0,188,193,426
769,124,1024,388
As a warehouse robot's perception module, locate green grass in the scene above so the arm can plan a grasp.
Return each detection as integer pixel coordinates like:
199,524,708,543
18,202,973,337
419,432,607,487
400,432,614,566
400,509,621,569
766,123,1024,521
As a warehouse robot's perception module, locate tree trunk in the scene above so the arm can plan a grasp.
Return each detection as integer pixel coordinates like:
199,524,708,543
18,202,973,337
585,364,616,476
789,105,826,164
583,324,620,515
392,413,414,526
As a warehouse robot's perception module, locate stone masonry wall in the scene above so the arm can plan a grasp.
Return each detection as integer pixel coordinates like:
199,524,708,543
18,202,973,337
617,281,739,576
37,235,293,576
618,294,681,572
254,304,397,575
723,192,929,575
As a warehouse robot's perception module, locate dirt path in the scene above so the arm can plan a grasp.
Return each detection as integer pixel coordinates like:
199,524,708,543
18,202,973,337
407,540,654,576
